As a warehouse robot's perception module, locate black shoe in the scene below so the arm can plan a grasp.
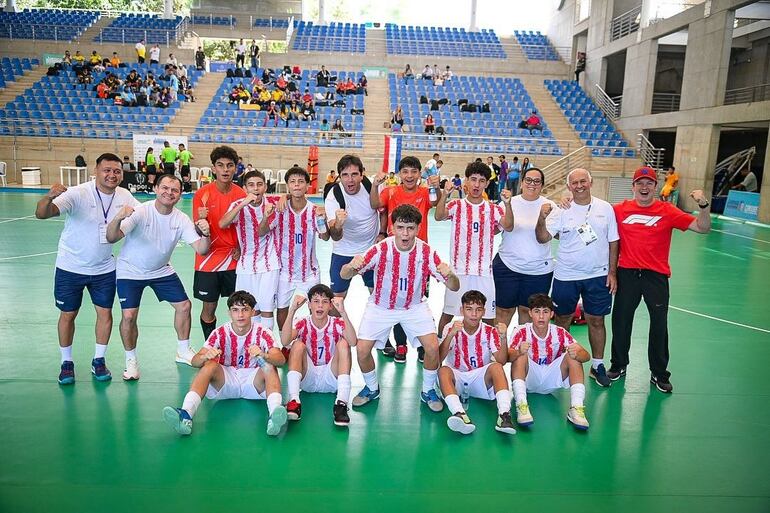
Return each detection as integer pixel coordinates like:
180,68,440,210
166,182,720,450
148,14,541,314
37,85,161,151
394,344,407,363
333,400,350,426
589,364,611,387
382,342,396,358
417,346,425,363
650,374,673,393
607,366,626,381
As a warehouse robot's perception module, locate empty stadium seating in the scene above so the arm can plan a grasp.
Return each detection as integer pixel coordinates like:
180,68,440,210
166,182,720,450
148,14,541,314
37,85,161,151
0,57,39,89
389,73,562,155
291,22,366,53
385,24,506,59
192,69,364,148
191,15,236,27
0,64,202,139
253,18,296,29
545,79,634,158
514,30,560,61
97,14,187,44
0,9,99,41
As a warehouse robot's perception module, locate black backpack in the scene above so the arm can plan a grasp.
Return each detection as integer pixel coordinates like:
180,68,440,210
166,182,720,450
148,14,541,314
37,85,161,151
325,175,372,206
75,155,86,167
419,95,428,104
226,68,234,78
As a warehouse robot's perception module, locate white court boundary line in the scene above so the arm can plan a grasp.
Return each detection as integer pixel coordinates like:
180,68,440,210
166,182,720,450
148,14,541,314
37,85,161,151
670,306,770,334
0,215,35,225
711,229,770,244
0,251,57,261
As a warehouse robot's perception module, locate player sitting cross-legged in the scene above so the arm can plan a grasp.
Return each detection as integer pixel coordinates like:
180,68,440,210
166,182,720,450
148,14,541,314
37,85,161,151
162,290,288,437
438,290,516,435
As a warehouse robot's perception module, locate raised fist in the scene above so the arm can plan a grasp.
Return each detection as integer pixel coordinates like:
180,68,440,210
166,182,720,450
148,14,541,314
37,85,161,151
117,205,134,220
436,261,453,278
47,183,67,199
335,209,347,227
349,254,365,270
291,295,307,310
331,296,345,313
201,347,221,361
500,189,512,203
195,219,210,237
539,203,552,219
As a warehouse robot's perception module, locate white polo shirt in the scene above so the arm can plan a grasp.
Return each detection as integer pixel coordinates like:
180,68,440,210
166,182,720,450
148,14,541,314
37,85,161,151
546,197,619,281
324,184,380,256
52,181,138,275
116,201,201,280
496,195,555,275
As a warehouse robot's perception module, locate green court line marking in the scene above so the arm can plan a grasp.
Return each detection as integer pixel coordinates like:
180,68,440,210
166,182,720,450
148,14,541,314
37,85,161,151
671,305,770,334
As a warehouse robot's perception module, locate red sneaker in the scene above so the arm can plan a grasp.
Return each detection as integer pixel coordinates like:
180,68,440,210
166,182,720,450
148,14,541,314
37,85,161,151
286,399,302,421
394,345,407,364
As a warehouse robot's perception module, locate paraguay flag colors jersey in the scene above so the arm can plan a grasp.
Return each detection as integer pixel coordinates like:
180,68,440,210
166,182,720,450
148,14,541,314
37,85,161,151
293,316,346,366
442,321,502,372
275,202,320,282
445,199,504,277
510,323,575,366
229,197,280,274
359,237,447,310
205,321,276,369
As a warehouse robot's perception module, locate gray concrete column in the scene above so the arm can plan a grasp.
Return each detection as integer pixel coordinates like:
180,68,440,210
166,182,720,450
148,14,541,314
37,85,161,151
620,38,658,117
163,0,173,19
469,0,478,32
758,124,770,224
639,0,655,30
672,124,721,211
585,0,613,89
319,0,325,25
679,9,734,111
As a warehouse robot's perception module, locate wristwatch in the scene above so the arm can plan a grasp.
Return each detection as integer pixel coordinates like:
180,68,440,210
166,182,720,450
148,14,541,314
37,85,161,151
697,201,710,209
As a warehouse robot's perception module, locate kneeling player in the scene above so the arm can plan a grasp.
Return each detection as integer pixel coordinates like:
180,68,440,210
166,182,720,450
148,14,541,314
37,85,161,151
162,291,288,436
438,290,515,435
281,285,357,426
508,293,590,430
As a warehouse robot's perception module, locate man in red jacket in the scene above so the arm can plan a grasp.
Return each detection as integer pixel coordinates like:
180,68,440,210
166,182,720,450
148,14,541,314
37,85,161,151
608,166,711,393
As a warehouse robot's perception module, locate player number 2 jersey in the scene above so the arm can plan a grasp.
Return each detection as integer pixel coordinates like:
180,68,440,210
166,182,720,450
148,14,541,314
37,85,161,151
294,316,346,366
205,321,276,369
442,322,502,372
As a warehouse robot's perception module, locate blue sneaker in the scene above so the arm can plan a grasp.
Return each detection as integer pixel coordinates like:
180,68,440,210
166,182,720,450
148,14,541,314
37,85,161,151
91,357,112,382
266,405,288,436
58,361,75,385
351,385,380,407
420,389,444,412
163,406,192,435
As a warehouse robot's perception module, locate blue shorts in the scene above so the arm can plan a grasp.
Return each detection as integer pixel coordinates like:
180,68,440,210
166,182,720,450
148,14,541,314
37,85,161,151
329,253,375,294
551,276,612,317
492,255,553,309
117,273,189,309
54,268,116,312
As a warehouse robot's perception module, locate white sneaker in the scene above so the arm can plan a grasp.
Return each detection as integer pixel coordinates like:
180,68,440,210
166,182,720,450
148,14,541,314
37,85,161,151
122,358,140,381
267,405,288,436
516,402,534,426
175,346,197,366
567,406,590,430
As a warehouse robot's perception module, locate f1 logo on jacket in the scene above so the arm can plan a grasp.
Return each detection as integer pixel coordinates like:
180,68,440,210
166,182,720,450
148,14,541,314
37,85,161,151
622,214,662,226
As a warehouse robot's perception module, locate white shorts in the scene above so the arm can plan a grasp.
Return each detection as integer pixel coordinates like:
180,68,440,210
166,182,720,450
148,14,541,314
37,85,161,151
358,301,436,349
448,363,495,400
205,366,265,400
443,274,496,318
277,275,320,309
300,355,338,393
236,270,279,312
525,354,570,394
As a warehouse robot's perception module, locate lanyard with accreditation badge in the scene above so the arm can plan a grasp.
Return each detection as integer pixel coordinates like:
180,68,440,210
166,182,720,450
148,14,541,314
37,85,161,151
576,201,598,246
95,186,115,244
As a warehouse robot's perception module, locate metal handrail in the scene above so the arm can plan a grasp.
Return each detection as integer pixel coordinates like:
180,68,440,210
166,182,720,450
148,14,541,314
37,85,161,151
593,84,620,120
651,92,680,113
610,5,641,41
637,133,664,170
541,145,590,189
714,146,755,196
0,22,91,42
96,24,187,46
724,83,770,105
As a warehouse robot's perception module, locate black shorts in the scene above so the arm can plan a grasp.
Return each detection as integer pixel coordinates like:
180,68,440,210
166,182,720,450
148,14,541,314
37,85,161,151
180,165,190,178
146,164,157,175
163,162,175,174
193,270,237,302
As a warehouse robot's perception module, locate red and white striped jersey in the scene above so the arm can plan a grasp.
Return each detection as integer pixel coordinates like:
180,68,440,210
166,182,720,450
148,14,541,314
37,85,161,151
229,197,280,274
510,323,575,366
359,237,446,310
274,203,320,282
293,315,346,366
445,199,504,276
205,321,276,369
442,321,502,371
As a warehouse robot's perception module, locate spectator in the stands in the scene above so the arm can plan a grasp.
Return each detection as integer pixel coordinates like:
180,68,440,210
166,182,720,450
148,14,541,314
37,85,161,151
300,100,316,121
62,50,72,67
249,39,260,69
271,87,285,104
332,119,350,138
403,64,415,83
424,114,436,135
302,88,313,105
316,65,331,87
263,101,280,127
195,46,206,70
235,39,246,68
276,74,288,91
506,156,521,193
391,105,405,128
167,53,178,67
156,87,171,108
76,66,92,85
575,51,586,83
432,64,439,77
180,75,195,102
285,101,300,126
731,167,759,192
526,110,543,135
73,50,85,68
120,86,137,107
319,119,331,142
110,52,121,68
149,44,160,64
88,51,102,67
442,65,453,81
122,156,136,172
421,64,433,80
358,75,368,96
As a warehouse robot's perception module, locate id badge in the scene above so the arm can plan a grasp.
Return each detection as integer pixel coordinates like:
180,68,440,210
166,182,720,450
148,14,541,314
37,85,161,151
577,223,598,246
99,224,109,244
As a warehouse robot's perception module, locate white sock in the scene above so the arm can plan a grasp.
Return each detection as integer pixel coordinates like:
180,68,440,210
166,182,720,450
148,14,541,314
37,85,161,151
496,389,513,414
362,370,379,392
422,368,438,394
182,391,202,417
336,374,351,404
266,392,282,415
125,349,137,362
445,394,463,414
570,383,586,407
591,358,603,370
512,379,528,405
287,370,302,402
60,346,73,363
177,339,191,353
261,317,274,330
93,343,107,359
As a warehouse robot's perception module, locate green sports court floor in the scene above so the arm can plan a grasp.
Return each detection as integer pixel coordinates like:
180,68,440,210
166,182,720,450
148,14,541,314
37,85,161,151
1,191,768,512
